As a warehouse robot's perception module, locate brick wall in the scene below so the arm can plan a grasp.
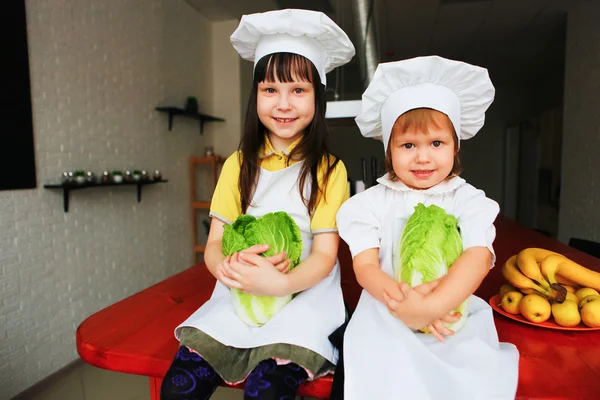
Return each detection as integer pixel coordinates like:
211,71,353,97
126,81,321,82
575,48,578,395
0,0,226,397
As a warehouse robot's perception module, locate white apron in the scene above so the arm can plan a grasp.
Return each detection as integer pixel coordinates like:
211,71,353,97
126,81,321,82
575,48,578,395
175,161,345,367
343,187,519,400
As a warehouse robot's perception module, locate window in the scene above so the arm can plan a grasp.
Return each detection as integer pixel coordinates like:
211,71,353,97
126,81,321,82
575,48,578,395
4,0,37,190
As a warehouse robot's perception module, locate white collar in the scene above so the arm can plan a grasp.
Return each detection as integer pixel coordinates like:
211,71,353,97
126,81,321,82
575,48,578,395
376,173,466,195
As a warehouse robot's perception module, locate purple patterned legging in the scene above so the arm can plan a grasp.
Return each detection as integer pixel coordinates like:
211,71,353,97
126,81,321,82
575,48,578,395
160,346,308,400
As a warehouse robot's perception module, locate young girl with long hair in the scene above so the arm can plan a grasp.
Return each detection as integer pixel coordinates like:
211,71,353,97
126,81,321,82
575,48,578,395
160,9,354,400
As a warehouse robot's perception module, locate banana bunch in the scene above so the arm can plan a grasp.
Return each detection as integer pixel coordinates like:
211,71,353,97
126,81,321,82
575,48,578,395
501,248,600,303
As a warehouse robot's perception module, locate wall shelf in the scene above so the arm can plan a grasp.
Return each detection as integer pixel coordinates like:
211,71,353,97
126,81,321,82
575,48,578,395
155,107,225,134
43,180,168,212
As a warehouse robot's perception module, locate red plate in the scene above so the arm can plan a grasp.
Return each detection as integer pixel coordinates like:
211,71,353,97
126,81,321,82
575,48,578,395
489,294,600,331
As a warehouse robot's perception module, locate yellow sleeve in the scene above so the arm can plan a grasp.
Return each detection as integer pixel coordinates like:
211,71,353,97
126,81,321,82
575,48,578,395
209,152,242,224
310,158,349,233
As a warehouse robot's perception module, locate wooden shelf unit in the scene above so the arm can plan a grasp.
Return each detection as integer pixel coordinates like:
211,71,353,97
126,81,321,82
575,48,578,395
190,155,225,262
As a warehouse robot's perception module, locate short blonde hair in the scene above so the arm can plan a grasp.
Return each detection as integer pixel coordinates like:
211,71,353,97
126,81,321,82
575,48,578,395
385,108,462,181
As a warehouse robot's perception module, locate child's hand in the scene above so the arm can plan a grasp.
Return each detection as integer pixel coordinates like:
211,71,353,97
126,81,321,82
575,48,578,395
383,282,454,342
382,291,460,342
224,252,290,297
382,283,431,328
215,255,243,289
234,244,291,273
383,276,443,303
423,312,462,342
397,277,460,342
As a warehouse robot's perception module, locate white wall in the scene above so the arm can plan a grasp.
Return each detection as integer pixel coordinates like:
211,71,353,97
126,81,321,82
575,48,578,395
189,19,248,263
210,20,247,157
558,0,600,243
1,1,227,397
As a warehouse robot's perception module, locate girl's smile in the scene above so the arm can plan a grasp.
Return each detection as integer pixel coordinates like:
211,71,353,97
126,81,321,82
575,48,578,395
257,78,315,151
273,117,299,125
411,169,435,179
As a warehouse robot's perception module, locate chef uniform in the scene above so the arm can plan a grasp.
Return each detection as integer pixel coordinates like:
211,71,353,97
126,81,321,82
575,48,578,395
337,56,520,400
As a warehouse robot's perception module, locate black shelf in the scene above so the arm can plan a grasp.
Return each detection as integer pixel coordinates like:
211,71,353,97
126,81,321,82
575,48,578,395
155,107,225,134
44,179,168,212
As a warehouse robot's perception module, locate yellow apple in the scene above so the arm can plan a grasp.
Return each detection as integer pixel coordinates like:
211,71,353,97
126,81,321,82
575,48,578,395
499,283,518,298
575,287,600,302
578,295,600,328
579,294,600,306
500,291,523,315
564,292,579,304
519,294,551,323
551,300,581,327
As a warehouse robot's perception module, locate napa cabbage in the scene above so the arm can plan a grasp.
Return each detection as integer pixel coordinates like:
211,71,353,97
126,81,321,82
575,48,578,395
222,212,302,326
395,203,468,332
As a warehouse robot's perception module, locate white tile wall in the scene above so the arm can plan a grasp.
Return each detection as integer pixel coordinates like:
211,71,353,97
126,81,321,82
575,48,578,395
558,1,600,243
1,0,225,397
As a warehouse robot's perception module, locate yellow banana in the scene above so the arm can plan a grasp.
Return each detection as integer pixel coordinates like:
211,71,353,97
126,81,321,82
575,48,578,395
540,254,567,285
541,253,600,292
518,286,564,303
529,253,568,302
516,248,558,291
555,274,579,287
502,255,552,297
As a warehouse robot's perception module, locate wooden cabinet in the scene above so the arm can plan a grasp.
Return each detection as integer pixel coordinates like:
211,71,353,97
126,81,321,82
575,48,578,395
190,155,225,262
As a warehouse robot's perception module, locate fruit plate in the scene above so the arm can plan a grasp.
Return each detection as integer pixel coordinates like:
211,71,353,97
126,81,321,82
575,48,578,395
489,294,600,331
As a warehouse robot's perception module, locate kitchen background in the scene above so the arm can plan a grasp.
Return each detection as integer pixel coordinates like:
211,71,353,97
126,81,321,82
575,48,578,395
2,0,599,398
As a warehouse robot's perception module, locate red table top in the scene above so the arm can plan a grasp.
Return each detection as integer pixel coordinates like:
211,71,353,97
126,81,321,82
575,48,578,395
76,217,600,399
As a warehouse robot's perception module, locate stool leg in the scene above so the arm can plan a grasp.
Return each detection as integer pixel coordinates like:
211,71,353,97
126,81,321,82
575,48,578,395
149,377,163,400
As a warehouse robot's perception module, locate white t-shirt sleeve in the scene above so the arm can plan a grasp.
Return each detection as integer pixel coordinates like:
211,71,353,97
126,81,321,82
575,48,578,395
454,185,500,268
336,189,382,259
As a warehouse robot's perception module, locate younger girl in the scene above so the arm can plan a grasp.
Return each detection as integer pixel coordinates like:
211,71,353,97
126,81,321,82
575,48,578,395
337,56,519,399
160,9,354,400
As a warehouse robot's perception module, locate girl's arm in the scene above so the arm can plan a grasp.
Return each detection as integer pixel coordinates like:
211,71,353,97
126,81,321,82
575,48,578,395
426,246,491,314
420,185,498,315
205,217,289,286
386,246,491,330
204,218,227,279
230,231,340,297
282,231,339,294
355,247,461,342
353,248,405,303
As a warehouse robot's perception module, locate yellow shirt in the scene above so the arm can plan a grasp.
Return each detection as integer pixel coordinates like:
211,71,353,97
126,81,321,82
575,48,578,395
210,137,349,233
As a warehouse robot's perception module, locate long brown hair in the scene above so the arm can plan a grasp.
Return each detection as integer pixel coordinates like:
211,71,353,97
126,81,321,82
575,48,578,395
384,108,462,180
238,52,340,215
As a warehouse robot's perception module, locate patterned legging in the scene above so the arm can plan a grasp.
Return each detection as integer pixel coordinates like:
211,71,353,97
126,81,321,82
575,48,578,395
160,346,308,400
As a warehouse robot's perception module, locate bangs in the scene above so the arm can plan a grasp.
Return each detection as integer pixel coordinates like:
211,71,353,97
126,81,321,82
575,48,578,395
393,108,454,137
256,52,314,84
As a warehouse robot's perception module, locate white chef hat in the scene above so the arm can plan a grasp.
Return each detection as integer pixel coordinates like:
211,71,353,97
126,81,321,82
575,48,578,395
230,9,355,86
355,56,495,151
